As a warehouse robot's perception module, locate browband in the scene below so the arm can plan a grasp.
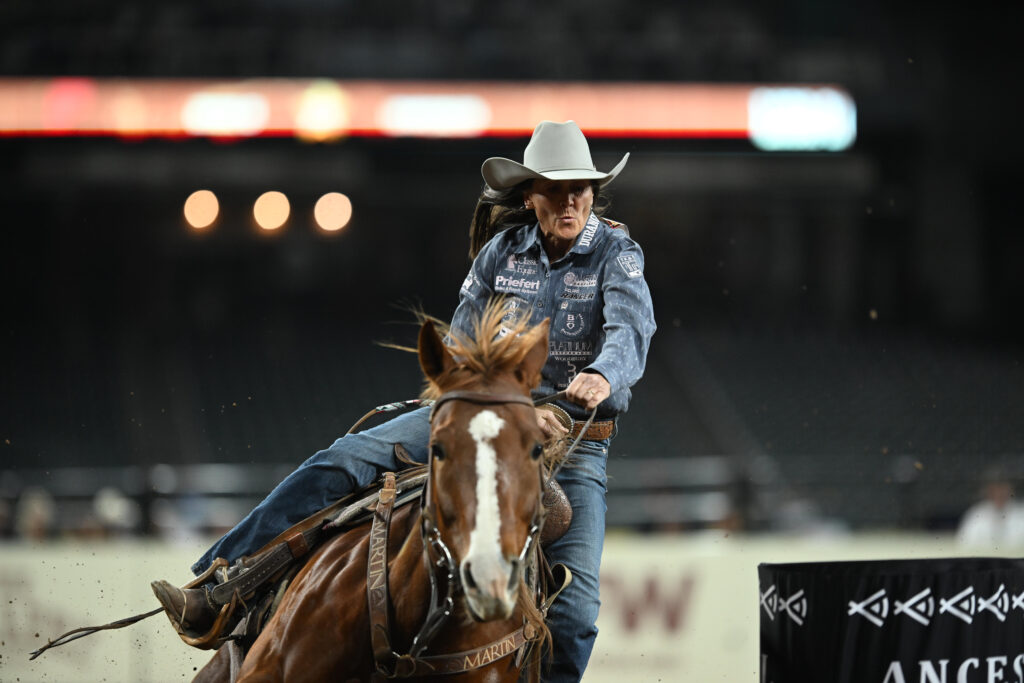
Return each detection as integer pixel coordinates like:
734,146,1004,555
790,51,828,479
428,389,571,423
429,390,534,422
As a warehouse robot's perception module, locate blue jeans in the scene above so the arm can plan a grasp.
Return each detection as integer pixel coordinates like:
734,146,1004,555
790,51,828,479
191,406,609,683
541,437,609,682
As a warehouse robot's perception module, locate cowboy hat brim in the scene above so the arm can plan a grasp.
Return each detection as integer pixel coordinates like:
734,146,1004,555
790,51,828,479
481,153,629,191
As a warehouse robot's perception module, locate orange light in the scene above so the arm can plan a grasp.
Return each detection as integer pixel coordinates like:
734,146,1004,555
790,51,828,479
295,81,350,142
314,192,352,232
184,189,219,229
253,191,290,231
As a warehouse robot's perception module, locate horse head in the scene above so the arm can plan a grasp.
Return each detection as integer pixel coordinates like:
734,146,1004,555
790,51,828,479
417,304,550,622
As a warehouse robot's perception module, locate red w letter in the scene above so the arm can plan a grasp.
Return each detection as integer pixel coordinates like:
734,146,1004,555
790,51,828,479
600,572,696,633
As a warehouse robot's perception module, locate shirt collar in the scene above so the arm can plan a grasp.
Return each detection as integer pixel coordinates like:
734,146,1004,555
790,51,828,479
512,223,543,255
567,212,604,255
512,212,604,256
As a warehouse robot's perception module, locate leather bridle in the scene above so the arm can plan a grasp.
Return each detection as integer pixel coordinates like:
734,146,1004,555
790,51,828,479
369,389,595,678
423,388,595,599
420,389,544,644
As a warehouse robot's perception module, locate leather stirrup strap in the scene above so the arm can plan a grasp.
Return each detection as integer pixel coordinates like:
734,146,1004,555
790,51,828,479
209,522,322,606
369,472,399,674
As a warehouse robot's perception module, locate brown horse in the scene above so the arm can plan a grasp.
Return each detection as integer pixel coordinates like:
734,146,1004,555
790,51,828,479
195,304,554,682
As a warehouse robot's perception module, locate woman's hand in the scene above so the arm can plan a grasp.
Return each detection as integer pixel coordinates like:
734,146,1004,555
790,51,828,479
566,372,611,411
536,408,568,441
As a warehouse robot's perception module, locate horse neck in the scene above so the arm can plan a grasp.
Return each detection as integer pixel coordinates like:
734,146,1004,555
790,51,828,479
386,509,433,642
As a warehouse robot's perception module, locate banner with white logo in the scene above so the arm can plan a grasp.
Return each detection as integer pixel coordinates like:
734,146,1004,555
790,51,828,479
759,558,1024,683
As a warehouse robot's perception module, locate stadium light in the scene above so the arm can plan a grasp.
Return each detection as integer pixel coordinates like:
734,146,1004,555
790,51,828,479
253,191,290,231
314,192,353,232
183,189,219,230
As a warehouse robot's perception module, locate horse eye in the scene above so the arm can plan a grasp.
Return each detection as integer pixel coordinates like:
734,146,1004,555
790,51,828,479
430,443,446,461
530,443,544,461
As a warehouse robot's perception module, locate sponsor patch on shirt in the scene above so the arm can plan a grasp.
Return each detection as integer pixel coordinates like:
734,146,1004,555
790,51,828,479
506,254,538,275
577,214,600,249
548,340,594,360
563,272,597,288
617,253,643,278
558,311,587,338
499,298,528,338
495,274,541,294
460,271,477,295
560,271,598,301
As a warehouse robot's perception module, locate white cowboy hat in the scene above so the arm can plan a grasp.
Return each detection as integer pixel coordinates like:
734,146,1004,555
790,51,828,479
481,120,629,190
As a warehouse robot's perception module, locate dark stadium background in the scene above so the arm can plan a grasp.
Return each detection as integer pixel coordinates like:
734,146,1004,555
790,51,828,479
2,1,1023,537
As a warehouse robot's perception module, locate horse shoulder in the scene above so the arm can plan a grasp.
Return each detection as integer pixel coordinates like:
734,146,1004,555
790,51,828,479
191,645,232,683
239,501,426,682
238,524,372,681
380,504,432,648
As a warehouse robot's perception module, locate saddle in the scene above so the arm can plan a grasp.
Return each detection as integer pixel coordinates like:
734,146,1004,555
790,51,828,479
169,444,573,653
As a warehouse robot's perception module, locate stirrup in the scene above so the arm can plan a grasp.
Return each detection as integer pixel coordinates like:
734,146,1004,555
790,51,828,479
169,527,317,650
165,558,242,650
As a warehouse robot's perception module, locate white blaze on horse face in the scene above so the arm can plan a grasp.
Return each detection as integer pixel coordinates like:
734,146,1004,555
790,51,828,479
465,409,510,599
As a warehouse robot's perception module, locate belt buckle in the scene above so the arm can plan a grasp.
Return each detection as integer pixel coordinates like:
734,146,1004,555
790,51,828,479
538,403,574,433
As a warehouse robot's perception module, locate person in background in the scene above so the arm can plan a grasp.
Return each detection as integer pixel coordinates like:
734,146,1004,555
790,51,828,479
956,466,1024,547
15,486,56,541
0,498,14,539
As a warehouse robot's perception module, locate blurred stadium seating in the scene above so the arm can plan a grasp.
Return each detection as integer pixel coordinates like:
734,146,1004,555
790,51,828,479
2,0,1023,541
5,317,1022,537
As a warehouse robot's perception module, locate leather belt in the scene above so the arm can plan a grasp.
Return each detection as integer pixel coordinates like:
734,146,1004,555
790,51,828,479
570,419,615,441
537,403,615,441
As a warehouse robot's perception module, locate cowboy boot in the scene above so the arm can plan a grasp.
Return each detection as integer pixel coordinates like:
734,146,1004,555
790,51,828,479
150,580,218,633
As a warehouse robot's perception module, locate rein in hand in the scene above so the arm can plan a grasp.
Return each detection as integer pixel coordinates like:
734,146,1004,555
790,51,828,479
532,390,599,485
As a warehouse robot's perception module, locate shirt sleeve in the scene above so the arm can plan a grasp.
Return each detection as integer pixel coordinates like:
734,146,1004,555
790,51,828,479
450,238,498,341
585,239,657,395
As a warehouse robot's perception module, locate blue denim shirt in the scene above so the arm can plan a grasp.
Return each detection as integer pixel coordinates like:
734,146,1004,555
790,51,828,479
451,212,656,421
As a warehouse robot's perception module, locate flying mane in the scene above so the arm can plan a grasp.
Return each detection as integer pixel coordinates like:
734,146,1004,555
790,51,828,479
421,300,548,399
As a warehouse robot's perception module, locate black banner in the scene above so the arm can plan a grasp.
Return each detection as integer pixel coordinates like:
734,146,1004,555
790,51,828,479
759,558,1024,683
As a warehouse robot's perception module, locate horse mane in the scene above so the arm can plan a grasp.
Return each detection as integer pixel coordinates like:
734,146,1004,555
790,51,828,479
420,299,548,400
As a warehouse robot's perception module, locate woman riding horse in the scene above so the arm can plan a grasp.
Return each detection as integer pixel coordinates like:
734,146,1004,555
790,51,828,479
152,120,656,681
229,306,554,681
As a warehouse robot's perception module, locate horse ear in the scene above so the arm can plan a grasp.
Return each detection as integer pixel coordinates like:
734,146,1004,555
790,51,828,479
418,320,456,382
515,318,550,388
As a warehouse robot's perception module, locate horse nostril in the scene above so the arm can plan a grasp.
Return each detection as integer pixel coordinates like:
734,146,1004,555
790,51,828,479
506,558,522,594
462,561,478,591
